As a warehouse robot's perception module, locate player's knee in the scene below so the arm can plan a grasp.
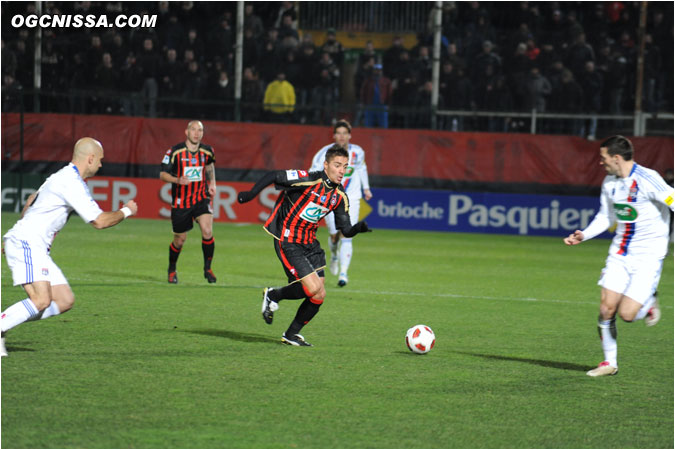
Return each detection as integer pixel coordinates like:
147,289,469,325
599,304,616,320
52,285,75,312
312,288,326,302
618,310,636,323
30,295,51,311
173,234,187,247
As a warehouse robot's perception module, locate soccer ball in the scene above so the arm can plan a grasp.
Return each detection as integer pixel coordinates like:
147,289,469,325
405,325,435,354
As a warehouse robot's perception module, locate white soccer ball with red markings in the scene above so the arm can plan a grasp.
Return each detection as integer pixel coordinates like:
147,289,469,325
405,324,435,354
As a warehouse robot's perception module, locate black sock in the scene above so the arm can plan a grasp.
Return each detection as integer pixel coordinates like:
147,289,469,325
269,282,306,302
286,298,321,336
202,237,214,270
169,243,182,272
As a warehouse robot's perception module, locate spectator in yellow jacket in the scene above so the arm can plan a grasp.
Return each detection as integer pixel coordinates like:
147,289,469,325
263,71,296,123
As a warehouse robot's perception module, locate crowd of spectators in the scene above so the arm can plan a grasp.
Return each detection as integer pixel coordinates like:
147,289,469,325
1,1,672,135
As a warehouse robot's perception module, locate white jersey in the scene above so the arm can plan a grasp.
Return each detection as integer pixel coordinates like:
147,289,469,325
310,143,370,200
3,163,103,249
582,163,674,259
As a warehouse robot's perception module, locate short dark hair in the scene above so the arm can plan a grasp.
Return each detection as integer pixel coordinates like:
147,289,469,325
325,144,348,163
333,119,351,134
600,135,634,161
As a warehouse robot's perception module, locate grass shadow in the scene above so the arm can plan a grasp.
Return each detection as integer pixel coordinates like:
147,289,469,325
453,351,589,372
5,345,36,353
180,328,279,344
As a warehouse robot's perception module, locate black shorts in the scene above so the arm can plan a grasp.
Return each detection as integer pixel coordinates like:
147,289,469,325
171,198,213,233
274,239,326,283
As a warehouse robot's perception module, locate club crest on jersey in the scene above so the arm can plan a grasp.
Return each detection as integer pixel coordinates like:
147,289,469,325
299,201,330,223
42,268,49,276
330,193,337,206
628,185,639,202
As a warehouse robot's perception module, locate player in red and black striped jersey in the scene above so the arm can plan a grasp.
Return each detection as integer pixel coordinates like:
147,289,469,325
238,145,372,346
160,120,218,284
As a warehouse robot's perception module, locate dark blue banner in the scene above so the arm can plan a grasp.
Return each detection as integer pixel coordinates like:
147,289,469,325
365,188,610,238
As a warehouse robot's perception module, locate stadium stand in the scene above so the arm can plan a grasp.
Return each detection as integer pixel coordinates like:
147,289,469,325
1,1,673,135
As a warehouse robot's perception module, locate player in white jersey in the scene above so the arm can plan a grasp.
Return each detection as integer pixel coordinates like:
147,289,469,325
564,135,674,377
310,120,372,286
1,138,138,357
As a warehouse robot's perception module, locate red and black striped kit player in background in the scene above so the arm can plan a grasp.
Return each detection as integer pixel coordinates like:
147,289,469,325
160,120,217,284
237,145,372,346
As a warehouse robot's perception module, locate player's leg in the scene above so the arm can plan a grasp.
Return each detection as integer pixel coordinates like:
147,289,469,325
620,258,663,326
1,239,55,354
281,242,327,346
324,212,340,275
196,209,216,283
338,199,361,286
1,281,52,333
588,256,627,376
262,240,311,324
587,288,622,375
282,272,325,347
26,263,73,322
168,207,191,284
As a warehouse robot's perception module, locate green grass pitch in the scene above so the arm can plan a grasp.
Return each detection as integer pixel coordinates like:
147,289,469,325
2,212,673,448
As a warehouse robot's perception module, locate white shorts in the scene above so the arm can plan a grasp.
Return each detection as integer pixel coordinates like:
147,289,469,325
3,237,68,287
598,253,663,305
324,198,360,236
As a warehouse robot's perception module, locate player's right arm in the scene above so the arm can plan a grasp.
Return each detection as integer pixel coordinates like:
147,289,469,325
90,200,139,229
159,148,189,185
20,192,38,218
237,171,281,203
564,183,613,245
238,170,315,204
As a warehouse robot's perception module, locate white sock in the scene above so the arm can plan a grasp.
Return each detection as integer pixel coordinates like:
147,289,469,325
598,318,618,368
27,301,62,322
339,238,353,275
328,236,338,260
633,295,655,321
1,298,40,333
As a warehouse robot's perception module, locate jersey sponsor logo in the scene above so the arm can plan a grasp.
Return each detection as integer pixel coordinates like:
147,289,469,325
614,203,638,222
184,166,203,182
344,166,354,177
299,201,330,223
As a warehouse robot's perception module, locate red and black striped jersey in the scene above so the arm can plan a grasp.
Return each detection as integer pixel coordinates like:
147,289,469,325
160,142,215,209
265,169,352,244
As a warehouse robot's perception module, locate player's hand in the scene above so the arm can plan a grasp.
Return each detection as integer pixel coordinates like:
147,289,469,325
123,200,138,216
208,184,216,197
238,191,255,204
363,189,373,201
177,176,190,185
563,230,584,246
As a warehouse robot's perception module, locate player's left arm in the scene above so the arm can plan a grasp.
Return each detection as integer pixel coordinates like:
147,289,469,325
205,162,216,197
20,192,38,218
358,154,373,200
644,175,675,211
333,195,372,237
